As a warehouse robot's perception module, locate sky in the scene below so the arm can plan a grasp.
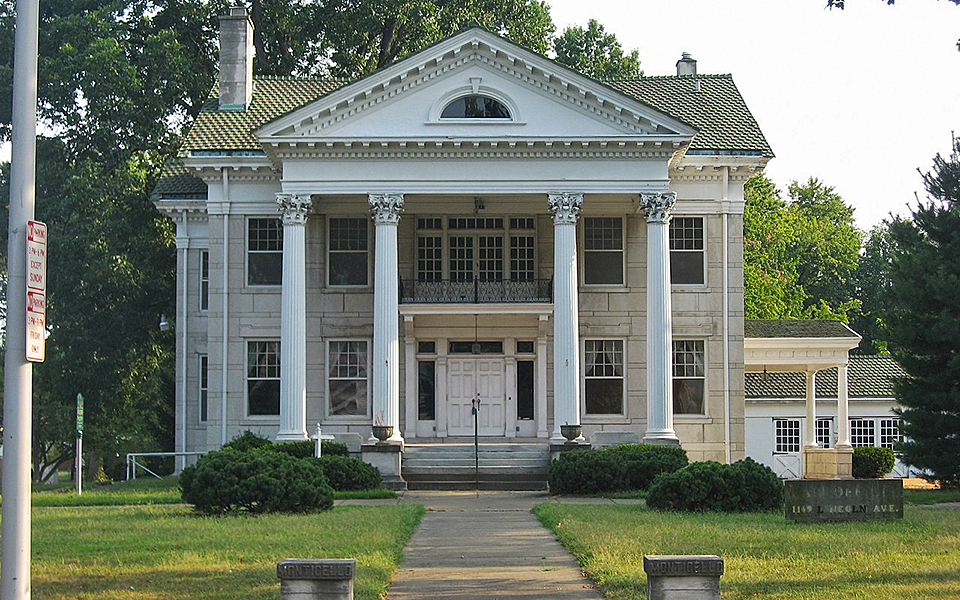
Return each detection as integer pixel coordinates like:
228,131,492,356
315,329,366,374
547,0,960,229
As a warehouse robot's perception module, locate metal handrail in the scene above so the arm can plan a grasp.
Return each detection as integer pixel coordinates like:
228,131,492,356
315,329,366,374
399,277,553,304
125,451,206,480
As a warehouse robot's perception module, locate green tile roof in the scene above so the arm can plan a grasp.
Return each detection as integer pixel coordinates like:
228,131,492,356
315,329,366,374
606,75,773,158
745,355,906,399
745,319,860,339
153,159,207,199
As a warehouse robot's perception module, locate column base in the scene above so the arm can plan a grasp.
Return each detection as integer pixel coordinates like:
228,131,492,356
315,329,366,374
641,435,681,447
361,442,406,491
275,431,309,442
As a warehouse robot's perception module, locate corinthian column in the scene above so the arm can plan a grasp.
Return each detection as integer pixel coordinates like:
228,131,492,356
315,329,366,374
276,193,312,441
548,192,583,442
370,193,404,443
641,191,680,445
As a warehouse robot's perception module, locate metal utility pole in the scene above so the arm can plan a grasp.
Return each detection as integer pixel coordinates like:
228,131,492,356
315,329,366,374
2,0,41,597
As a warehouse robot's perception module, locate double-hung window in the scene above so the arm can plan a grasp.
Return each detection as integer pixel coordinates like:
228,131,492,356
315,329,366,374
247,219,282,286
199,250,210,310
199,354,208,423
584,339,624,414
850,419,875,447
774,419,801,453
583,217,623,285
247,341,280,416
672,340,705,414
879,418,902,450
328,340,369,417
817,418,833,448
669,217,705,285
329,218,368,286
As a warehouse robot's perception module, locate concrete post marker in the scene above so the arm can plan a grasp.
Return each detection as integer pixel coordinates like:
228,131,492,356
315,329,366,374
643,555,723,600
277,558,355,600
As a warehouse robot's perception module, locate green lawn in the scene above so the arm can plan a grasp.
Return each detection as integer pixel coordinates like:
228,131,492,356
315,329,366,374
14,477,396,507
30,504,423,600
534,503,960,600
904,488,960,505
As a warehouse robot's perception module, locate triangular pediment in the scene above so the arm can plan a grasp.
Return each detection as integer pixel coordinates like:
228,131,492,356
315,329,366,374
257,28,696,144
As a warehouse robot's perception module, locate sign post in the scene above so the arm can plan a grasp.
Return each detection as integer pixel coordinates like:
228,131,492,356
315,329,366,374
75,394,84,495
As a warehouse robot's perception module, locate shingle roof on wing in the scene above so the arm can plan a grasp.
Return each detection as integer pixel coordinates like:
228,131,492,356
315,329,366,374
745,319,860,339
745,355,906,399
152,159,207,199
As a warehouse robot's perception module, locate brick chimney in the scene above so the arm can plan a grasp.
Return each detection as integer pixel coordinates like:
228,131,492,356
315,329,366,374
676,52,697,76
219,6,254,110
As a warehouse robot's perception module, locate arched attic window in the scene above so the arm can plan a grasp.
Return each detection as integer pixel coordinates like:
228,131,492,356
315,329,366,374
440,95,511,119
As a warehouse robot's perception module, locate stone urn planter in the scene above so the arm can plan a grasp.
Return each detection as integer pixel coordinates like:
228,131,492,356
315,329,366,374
372,425,394,442
560,424,582,442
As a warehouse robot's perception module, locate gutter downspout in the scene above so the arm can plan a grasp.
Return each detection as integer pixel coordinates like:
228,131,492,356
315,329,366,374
722,166,732,464
221,169,230,447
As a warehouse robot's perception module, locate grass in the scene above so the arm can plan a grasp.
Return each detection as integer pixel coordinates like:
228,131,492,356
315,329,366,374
29,504,424,600
904,488,960,504
534,503,960,600
12,477,396,507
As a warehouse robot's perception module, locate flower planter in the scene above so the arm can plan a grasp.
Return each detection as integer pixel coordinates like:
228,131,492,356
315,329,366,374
561,424,582,442
372,425,394,442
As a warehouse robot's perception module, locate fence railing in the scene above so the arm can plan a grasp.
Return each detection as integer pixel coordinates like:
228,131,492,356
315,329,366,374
125,451,206,480
399,277,553,304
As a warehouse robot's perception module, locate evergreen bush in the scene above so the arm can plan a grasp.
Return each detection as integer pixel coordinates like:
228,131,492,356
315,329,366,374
647,459,782,512
853,447,895,479
548,445,688,494
222,430,272,453
179,448,334,514
312,455,382,491
321,441,350,456
268,441,315,459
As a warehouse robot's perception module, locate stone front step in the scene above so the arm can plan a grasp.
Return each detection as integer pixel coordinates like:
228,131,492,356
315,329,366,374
401,443,550,490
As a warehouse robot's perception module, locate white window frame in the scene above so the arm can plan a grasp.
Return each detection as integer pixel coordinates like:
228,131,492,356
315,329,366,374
774,418,802,454
325,338,372,421
672,339,707,417
580,215,627,288
199,249,210,311
816,417,833,448
327,217,371,288
879,418,902,450
245,217,283,288
244,339,281,420
669,216,707,287
850,418,876,447
581,338,627,417
198,354,209,423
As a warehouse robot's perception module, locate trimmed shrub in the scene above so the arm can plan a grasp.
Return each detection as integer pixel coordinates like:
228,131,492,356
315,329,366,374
180,448,334,514
604,444,689,491
268,441,315,459
647,459,783,512
311,455,382,491
853,447,895,479
321,441,350,456
548,445,687,494
222,430,272,453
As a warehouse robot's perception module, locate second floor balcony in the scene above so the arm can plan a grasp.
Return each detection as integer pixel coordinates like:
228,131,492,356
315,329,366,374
399,278,553,304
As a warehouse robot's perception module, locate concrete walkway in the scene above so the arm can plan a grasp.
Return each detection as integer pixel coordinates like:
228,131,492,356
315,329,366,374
378,491,623,600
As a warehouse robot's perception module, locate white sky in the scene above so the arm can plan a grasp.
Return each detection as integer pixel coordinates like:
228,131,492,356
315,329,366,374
548,0,960,229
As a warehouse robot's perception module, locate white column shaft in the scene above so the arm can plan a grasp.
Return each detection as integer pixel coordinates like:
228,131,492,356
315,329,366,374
837,364,851,448
548,193,583,441
276,194,311,442
642,192,678,443
370,194,403,442
277,222,308,440
805,371,818,447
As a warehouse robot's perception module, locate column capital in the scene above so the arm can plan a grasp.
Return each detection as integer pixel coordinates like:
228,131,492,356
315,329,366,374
640,191,677,223
277,193,312,225
547,192,583,225
369,193,404,224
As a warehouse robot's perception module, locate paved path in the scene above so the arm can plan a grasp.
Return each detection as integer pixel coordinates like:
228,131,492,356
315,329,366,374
383,492,613,600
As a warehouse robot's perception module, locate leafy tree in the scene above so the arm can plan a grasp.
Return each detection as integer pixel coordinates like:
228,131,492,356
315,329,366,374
826,0,960,50
885,139,960,488
851,224,894,353
553,19,640,79
742,174,862,322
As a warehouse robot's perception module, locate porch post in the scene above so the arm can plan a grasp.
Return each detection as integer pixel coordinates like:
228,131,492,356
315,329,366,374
548,192,583,442
370,193,404,443
536,315,549,439
641,192,680,445
836,364,852,449
276,193,311,441
805,370,818,447
403,316,416,440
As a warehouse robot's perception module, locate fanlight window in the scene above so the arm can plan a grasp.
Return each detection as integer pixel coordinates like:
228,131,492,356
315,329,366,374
440,95,511,119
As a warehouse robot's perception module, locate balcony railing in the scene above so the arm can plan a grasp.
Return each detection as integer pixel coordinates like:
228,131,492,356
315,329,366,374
399,278,553,304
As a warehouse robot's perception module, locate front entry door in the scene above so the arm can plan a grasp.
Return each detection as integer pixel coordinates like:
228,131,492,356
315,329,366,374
447,358,505,436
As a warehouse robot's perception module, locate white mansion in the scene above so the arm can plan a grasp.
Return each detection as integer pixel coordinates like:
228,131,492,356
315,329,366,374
153,8,845,472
